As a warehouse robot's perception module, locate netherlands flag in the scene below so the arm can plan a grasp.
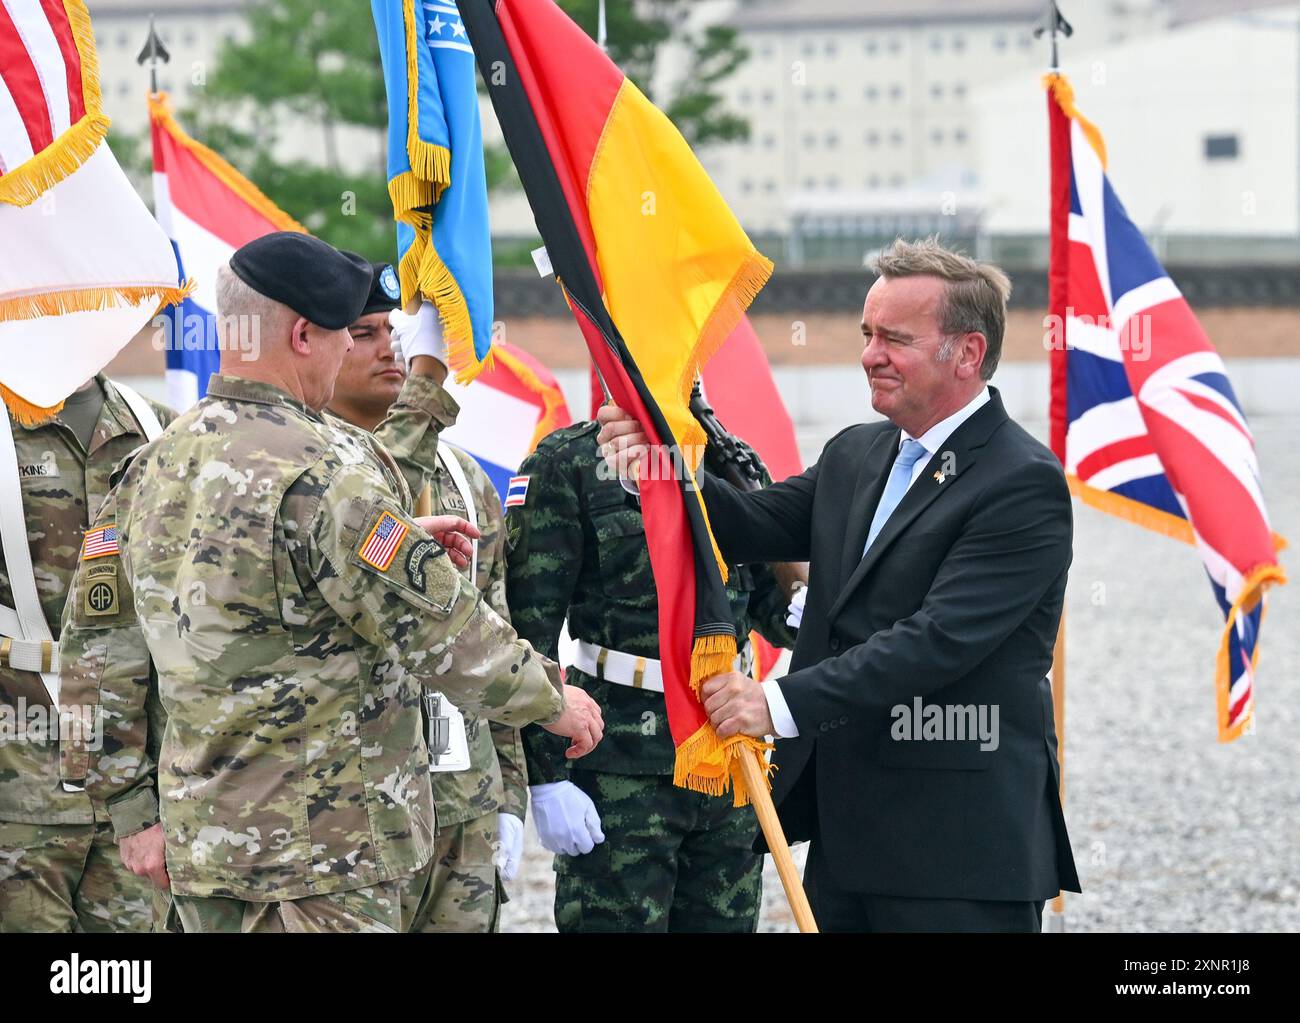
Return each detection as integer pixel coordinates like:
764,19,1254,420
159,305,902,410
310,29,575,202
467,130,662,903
148,93,307,411
1046,73,1287,742
439,341,571,507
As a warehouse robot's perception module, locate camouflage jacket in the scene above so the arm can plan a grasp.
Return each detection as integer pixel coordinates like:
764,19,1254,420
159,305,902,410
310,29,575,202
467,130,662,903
369,372,527,825
505,421,796,782
0,376,173,826
57,375,563,901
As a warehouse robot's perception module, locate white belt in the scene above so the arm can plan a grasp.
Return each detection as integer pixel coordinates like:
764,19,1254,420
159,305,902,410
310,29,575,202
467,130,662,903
572,640,754,692
0,636,60,674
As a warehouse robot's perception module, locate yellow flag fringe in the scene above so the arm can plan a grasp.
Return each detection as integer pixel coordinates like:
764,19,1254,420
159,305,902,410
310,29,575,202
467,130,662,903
0,114,110,208
669,633,775,807
415,240,492,384
0,280,194,325
1216,562,1288,742
147,94,306,233
402,0,451,203
1044,73,1108,167
0,382,64,425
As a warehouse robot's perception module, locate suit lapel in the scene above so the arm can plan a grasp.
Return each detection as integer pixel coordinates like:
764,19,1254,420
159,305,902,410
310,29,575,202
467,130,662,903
838,428,899,589
826,390,1009,624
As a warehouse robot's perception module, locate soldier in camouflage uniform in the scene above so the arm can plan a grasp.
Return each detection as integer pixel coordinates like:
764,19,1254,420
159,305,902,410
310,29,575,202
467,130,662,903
326,267,526,931
0,376,173,932
506,420,798,932
55,234,601,932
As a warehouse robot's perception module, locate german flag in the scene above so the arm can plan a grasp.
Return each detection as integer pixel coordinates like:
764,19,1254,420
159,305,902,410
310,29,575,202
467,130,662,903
460,0,773,803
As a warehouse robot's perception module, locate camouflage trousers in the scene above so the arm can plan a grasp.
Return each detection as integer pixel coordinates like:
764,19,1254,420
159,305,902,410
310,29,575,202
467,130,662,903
0,819,159,932
415,812,506,933
554,770,762,933
171,864,440,934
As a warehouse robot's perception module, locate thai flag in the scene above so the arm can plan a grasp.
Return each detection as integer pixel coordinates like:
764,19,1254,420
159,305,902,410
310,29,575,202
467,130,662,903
438,342,571,507
1047,74,1287,742
148,94,306,410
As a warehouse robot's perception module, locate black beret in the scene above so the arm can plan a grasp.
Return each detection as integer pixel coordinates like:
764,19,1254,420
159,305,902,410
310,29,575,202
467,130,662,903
360,262,403,317
229,232,372,330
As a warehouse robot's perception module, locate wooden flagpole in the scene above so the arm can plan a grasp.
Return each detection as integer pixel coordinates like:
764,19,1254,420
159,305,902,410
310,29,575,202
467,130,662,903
737,745,818,933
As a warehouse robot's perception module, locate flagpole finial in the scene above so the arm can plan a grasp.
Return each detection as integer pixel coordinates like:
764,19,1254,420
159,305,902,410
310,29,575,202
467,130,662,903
136,14,172,97
1033,1,1073,72
597,0,608,53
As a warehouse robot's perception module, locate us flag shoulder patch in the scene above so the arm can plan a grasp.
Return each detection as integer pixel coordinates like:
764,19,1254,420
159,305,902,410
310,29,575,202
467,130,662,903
505,476,530,508
358,511,409,571
82,526,119,560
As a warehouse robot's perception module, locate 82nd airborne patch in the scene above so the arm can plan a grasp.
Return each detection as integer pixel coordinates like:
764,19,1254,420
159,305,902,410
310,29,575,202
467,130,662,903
83,563,119,617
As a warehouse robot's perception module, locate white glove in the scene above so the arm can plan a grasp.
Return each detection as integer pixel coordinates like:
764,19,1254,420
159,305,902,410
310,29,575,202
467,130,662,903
388,301,446,364
530,781,604,857
494,812,524,881
786,584,807,629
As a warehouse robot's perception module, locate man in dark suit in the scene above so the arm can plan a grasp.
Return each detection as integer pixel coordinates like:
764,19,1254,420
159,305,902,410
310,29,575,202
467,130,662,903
596,238,1079,932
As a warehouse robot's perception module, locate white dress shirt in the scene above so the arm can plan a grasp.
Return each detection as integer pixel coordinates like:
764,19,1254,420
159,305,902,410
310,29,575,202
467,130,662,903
761,387,990,739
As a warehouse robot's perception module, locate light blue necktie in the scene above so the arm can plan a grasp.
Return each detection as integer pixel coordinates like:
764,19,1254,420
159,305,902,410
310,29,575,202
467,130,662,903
863,438,929,556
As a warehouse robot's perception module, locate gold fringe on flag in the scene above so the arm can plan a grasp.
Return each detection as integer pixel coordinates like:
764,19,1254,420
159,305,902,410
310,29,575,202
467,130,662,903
402,0,451,203
0,1,108,207
669,633,775,807
0,114,110,208
1044,73,1108,167
1216,562,1288,742
147,93,307,232
414,238,492,384
491,346,571,452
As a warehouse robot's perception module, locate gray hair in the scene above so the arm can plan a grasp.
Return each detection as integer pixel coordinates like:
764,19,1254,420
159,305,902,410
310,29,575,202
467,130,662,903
214,263,294,344
870,237,1011,380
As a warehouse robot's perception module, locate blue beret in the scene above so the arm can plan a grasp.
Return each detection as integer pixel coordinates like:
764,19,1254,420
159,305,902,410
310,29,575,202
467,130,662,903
229,232,372,330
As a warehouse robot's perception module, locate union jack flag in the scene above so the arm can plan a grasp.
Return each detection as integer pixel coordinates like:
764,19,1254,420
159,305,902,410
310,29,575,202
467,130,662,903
1046,74,1287,742
81,525,118,560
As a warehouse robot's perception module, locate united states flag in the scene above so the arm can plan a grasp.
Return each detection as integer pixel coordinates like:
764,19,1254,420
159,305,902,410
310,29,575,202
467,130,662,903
82,526,119,560
1046,74,1287,742
359,512,408,572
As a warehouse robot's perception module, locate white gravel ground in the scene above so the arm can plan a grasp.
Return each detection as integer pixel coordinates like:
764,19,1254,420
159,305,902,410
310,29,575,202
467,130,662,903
500,416,1299,933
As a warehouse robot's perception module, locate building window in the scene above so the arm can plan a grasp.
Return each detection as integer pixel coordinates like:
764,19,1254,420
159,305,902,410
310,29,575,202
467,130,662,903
1205,134,1240,160
930,83,944,100
890,130,904,146
888,36,901,54
825,175,839,189
993,34,1007,51
825,131,839,147
865,38,878,55
184,29,197,46
929,36,943,53
760,43,774,59
865,85,879,101
954,128,969,144
824,40,837,57
952,35,966,53
762,133,777,149
803,178,817,190
931,128,945,145
954,83,968,99
118,80,130,97
890,84,903,101
762,89,775,103
869,174,881,188
865,130,880,146
739,89,751,104
824,87,837,101
890,174,904,187
1019,34,1033,49
116,31,127,48
802,40,816,57
741,179,753,194
802,132,817,148
764,180,776,193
